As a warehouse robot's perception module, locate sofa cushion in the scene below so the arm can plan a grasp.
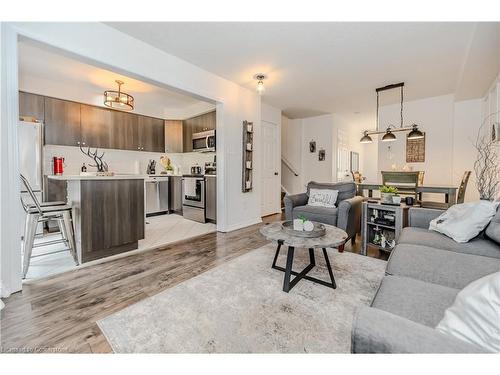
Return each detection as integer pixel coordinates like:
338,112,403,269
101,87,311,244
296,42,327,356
292,205,338,226
386,244,500,289
485,206,500,245
398,227,500,259
371,276,459,327
307,181,355,205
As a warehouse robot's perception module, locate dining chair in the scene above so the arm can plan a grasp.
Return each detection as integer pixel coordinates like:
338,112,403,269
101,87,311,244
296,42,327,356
381,171,420,200
20,174,79,278
420,171,471,209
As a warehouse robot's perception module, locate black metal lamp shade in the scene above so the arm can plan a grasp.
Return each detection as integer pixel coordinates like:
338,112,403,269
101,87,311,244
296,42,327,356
381,129,397,142
360,131,373,144
407,124,424,139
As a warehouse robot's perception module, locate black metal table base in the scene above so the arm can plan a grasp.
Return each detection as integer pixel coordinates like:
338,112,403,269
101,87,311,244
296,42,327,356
272,240,337,293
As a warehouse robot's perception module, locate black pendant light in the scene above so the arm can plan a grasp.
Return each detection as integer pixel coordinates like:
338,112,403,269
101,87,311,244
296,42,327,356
408,124,424,139
360,131,373,144
381,128,397,142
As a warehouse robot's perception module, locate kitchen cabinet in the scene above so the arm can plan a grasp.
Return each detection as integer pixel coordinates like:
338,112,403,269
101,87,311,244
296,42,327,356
138,116,165,152
19,91,45,122
112,110,139,151
44,97,81,146
169,176,183,213
165,120,183,153
205,176,217,223
182,110,216,153
80,104,113,149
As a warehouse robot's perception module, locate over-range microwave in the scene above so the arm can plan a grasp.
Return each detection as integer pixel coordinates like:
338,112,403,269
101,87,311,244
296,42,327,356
192,130,216,152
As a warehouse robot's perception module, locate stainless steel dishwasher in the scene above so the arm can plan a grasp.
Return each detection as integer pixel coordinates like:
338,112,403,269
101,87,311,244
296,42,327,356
145,176,170,216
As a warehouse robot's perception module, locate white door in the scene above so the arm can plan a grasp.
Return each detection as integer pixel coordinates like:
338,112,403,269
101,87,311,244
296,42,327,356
261,121,280,216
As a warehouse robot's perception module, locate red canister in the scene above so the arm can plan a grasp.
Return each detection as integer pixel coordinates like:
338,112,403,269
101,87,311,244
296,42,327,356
53,157,65,175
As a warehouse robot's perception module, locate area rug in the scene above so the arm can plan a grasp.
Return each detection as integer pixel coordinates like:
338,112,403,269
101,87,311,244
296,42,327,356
97,244,386,353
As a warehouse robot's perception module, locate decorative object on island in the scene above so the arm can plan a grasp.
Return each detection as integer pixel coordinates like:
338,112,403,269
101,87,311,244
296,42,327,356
103,80,134,111
406,131,426,162
474,112,500,200
242,120,253,192
359,82,424,143
309,140,316,153
318,149,326,161
379,185,398,204
79,145,109,173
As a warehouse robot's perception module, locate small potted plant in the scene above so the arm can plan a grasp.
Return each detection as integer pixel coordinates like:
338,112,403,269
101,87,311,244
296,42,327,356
380,185,398,203
392,193,401,204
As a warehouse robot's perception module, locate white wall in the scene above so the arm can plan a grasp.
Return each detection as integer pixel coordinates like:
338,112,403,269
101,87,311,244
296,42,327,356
377,94,455,185
1,22,262,295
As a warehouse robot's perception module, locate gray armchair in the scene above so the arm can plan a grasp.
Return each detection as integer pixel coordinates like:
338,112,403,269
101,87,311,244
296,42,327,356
283,181,363,244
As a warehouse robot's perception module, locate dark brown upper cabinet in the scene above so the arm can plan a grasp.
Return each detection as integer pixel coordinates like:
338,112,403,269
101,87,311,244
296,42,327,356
138,116,165,153
80,104,113,149
182,110,216,153
111,110,139,151
19,91,45,122
164,120,183,153
44,97,81,147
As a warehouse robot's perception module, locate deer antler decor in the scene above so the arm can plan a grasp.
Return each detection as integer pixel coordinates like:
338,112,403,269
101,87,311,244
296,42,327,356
79,145,109,173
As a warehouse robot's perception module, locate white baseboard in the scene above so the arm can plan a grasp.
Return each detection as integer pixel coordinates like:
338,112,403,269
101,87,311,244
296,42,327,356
219,217,263,232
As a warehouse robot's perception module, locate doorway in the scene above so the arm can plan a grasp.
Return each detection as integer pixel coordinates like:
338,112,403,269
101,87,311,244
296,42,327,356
261,120,281,216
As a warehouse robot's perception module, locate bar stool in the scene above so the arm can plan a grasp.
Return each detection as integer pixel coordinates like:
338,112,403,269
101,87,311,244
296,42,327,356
20,175,79,278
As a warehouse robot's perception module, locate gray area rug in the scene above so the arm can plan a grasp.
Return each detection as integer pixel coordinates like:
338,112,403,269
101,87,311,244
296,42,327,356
97,244,386,353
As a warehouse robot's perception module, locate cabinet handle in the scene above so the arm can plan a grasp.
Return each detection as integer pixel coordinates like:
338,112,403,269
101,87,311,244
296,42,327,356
82,142,86,146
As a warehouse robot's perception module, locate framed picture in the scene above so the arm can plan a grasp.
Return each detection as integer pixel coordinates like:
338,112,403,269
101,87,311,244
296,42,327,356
406,132,425,163
350,151,359,172
318,149,325,161
309,140,316,153
491,122,499,143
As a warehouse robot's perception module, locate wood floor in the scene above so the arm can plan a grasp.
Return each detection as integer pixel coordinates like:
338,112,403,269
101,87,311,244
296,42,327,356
0,213,382,353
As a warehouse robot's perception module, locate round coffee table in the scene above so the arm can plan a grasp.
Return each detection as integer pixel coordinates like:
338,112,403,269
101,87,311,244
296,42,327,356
260,221,348,293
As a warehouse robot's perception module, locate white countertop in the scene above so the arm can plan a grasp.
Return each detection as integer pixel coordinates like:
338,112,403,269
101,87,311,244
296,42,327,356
47,174,149,181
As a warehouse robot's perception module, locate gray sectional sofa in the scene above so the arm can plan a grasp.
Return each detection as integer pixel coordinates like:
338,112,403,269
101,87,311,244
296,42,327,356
284,181,363,243
351,206,500,353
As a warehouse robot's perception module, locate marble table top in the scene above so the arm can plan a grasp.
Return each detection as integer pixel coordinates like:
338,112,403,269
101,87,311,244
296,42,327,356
260,221,348,249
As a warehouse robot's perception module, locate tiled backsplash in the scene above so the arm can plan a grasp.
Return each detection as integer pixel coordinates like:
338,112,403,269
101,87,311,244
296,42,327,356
44,145,216,176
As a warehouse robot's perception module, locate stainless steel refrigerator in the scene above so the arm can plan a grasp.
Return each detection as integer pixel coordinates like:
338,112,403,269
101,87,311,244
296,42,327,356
18,120,44,235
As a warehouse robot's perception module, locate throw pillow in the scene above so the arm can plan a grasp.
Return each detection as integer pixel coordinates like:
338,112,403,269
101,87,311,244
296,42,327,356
436,271,500,352
308,188,338,208
429,200,500,242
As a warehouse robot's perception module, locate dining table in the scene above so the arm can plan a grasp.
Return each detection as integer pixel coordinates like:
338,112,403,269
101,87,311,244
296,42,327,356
356,182,459,206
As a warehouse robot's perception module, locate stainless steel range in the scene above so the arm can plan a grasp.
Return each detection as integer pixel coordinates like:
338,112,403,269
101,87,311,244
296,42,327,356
182,175,206,222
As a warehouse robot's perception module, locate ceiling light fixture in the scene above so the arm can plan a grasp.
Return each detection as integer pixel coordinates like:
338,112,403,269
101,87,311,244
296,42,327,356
360,131,373,144
360,82,424,143
381,128,397,142
254,74,266,95
407,124,424,139
104,80,134,111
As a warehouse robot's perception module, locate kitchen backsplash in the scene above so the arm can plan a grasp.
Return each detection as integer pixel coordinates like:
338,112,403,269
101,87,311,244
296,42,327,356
44,145,215,176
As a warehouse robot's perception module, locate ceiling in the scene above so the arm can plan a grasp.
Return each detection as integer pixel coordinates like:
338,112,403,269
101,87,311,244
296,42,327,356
18,39,215,120
107,22,500,119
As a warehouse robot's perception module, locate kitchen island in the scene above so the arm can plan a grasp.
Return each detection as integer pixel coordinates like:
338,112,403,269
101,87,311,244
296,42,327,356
48,175,145,263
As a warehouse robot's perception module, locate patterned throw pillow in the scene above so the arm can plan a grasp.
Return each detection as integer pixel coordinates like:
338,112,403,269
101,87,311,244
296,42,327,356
307,188,338,208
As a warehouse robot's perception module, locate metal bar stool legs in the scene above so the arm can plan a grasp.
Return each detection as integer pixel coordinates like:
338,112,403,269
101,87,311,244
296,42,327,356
22,212,40,278
61,211,78,265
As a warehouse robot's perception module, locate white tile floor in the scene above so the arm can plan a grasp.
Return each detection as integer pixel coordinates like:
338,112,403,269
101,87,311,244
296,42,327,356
24,214,216,281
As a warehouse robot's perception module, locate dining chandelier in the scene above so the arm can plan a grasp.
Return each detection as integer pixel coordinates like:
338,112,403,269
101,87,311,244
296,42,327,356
104,80,134,111
360,82,424,144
